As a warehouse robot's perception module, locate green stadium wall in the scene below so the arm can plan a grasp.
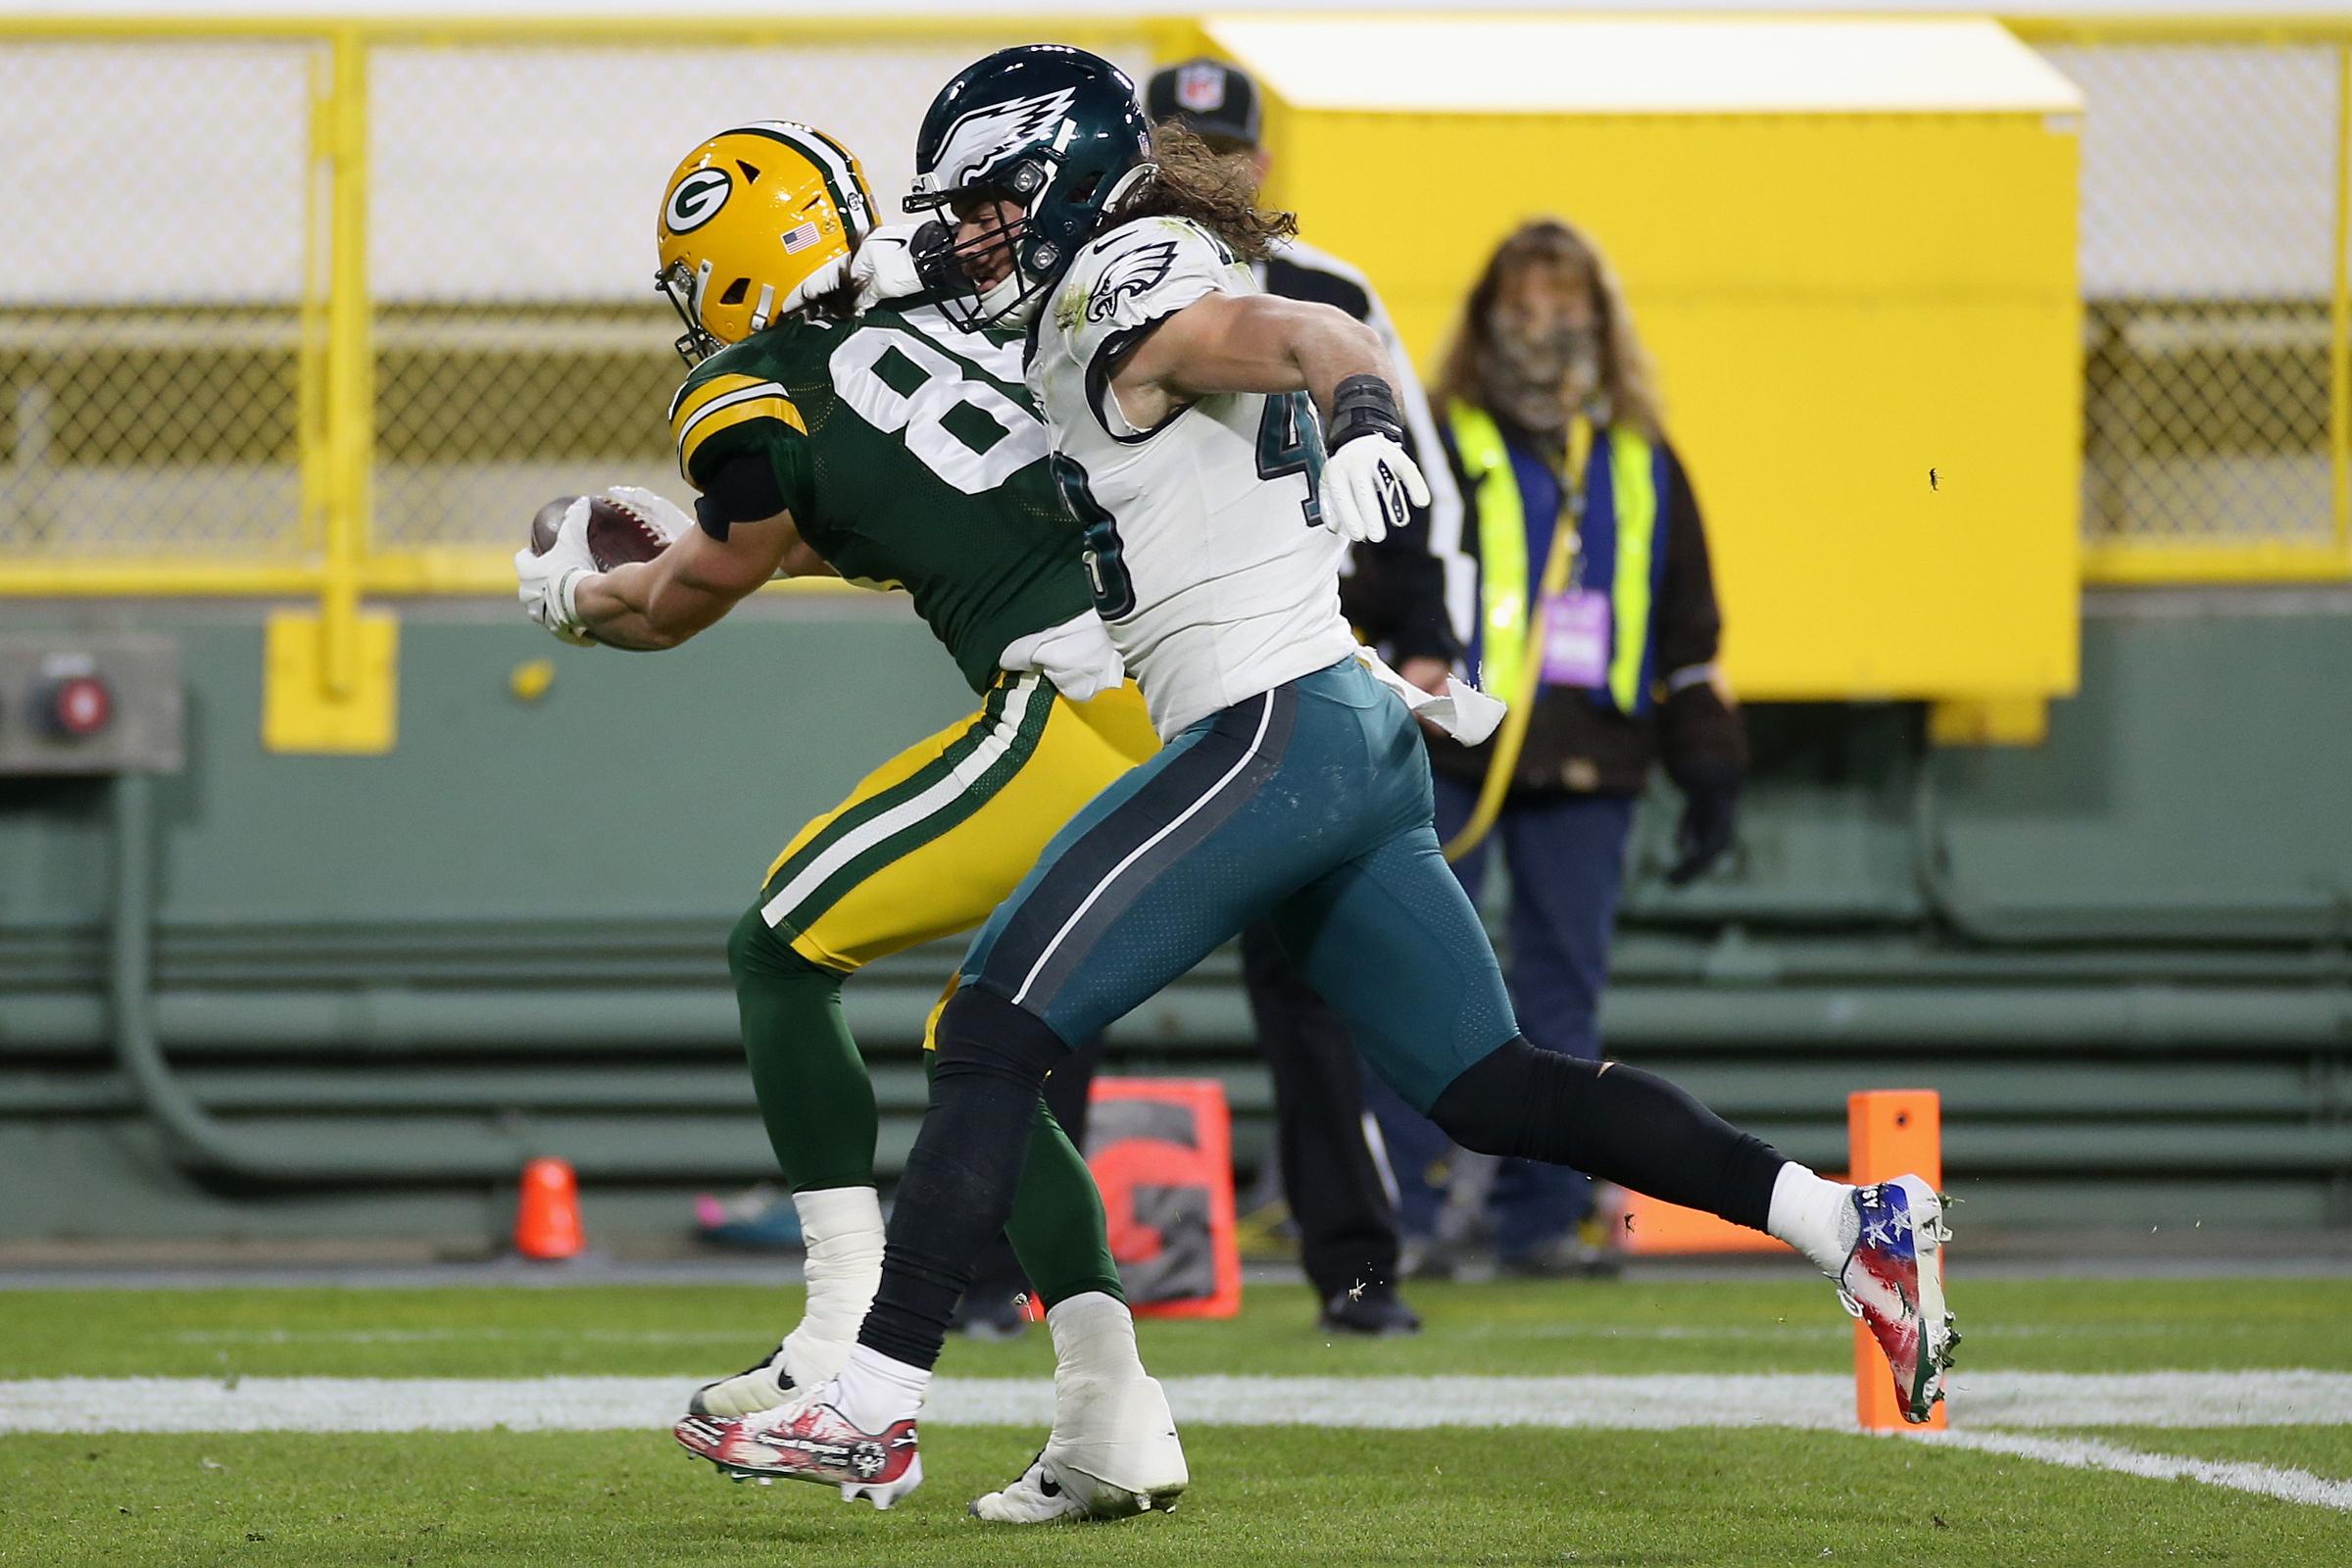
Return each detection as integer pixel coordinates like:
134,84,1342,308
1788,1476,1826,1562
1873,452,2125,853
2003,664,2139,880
1,589,2346,1251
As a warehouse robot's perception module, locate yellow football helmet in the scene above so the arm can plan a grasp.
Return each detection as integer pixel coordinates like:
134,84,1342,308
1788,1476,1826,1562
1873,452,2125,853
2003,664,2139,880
656,121,877,365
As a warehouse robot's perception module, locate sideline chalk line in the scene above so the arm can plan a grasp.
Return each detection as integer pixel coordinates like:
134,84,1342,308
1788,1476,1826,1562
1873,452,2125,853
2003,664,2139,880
8,1373,2349,1513
5,1370,2349,1435
1923,1430,2352,1512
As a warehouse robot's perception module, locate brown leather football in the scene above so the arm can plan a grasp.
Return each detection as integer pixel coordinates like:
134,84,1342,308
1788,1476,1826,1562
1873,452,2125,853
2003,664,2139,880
527,496,579,557
527,494,671,569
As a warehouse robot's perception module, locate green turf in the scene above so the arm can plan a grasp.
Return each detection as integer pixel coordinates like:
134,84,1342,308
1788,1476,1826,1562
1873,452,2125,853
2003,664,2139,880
5,1277,2348,1380
7,1277,2349,1564
6,1426,2348,1568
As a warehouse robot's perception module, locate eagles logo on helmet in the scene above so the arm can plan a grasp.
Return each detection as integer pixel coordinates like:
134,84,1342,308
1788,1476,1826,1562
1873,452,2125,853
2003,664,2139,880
904,45,1155,330
655,121,877,366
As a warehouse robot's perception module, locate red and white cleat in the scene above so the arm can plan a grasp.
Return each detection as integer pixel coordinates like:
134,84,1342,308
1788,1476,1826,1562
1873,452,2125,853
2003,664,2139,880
1837,1173,1960,1425
673,1389,922,1510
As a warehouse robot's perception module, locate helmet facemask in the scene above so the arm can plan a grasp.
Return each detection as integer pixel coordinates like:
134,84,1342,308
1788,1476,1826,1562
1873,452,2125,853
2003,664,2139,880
658,258,721,367
906,159,1155,330
906,158,1050,330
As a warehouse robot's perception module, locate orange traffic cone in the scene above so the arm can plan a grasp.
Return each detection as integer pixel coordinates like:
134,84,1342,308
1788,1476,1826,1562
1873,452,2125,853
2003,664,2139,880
514,1156,584,1259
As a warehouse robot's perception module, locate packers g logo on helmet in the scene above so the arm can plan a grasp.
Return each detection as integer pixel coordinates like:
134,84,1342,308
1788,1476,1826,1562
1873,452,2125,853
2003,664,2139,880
656,122,876,366
664,168,732,233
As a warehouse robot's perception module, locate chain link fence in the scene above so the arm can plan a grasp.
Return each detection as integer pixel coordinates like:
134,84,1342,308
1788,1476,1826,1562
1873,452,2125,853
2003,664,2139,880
2034,33,2352,573
364,40,1147,557
0,38,319,564
0,22,1153,593
3,20,2347,590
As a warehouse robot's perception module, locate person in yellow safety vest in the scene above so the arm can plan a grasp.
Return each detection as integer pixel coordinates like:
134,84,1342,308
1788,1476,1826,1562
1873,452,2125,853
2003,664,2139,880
1369,217,1748,1279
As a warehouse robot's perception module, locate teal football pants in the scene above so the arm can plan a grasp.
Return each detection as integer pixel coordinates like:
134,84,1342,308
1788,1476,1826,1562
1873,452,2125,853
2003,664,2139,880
957,656,1518,1112
864,658,1787,1371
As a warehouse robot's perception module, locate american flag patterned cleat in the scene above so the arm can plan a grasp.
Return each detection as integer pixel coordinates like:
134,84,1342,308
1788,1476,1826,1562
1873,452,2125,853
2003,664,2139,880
1836,1174,1959,1424
673,1387,922,1509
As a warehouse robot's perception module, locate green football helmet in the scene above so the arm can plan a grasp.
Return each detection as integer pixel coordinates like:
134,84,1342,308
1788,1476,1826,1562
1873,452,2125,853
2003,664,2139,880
905,44,1154,329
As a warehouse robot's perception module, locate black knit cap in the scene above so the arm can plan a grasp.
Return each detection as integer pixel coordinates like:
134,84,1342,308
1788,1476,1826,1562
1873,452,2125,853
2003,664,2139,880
1144,57,1261,149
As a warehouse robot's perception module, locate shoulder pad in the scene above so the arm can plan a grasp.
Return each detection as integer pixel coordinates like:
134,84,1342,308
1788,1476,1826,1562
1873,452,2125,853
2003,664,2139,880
668,344,808,489
1047,217,1250,369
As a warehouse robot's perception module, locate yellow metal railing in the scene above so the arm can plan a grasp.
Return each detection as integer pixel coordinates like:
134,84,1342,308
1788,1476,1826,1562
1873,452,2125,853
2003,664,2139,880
2012,16,2352,582
2,12,2348,624
0,13,1172,602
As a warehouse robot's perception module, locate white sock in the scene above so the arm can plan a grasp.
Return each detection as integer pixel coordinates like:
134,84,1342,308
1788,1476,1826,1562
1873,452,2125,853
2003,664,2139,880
1046,1292,1149,1392
832,1343,930,1432
781,1187,885,1387
1766,1162,1857,1277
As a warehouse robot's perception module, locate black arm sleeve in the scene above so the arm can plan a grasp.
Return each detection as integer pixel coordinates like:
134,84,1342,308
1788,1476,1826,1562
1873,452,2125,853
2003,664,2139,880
1651,444,1747,780
693,452,788,543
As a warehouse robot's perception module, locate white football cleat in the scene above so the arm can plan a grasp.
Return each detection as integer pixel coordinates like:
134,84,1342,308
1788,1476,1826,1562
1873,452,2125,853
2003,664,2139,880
1837,1173,1960,1424
1035,1373,1188,1519
968,1449,1089,1523
688,1345,791,1419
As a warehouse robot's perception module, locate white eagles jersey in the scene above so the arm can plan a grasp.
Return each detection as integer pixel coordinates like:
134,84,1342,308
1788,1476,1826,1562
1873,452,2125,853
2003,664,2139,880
1030,216,1360,739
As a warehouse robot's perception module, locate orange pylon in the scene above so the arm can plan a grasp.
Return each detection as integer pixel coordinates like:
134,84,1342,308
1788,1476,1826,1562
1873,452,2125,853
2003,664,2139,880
1847,1091,1946,1432
514,1156,585,1260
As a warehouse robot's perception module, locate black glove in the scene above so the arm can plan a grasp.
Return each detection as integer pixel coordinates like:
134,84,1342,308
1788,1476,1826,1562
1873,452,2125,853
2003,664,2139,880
1666,762,1741,886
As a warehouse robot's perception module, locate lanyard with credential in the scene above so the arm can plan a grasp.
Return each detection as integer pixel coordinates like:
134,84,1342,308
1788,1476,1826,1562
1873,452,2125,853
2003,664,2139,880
1442,416,1590,863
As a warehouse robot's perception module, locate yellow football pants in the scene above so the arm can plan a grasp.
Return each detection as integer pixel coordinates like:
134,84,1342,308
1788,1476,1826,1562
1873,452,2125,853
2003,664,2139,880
756,672,1159,972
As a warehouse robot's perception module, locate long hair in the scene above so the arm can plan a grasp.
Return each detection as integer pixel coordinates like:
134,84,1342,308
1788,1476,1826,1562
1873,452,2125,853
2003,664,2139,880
1437,218,1665,440
1115,121,1297,260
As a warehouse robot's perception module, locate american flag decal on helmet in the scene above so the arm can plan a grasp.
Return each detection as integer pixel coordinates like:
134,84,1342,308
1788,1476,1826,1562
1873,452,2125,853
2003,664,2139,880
780,220,822,254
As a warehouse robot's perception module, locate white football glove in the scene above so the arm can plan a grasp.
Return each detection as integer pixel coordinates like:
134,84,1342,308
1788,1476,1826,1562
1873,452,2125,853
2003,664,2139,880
1320,433,1430,546
852,223,932,312
998,609,1127,704
514,495,597,647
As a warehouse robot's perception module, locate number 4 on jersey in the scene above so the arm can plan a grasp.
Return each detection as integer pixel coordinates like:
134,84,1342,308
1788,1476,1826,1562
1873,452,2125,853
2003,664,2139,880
1051,453,1137,620
1255,390,1325,527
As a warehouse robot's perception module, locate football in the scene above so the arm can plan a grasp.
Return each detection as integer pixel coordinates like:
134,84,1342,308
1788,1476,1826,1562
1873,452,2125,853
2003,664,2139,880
527,493,671,569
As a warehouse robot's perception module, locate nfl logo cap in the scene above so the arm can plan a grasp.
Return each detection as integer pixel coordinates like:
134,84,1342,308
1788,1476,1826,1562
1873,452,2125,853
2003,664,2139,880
1145,57,1261,150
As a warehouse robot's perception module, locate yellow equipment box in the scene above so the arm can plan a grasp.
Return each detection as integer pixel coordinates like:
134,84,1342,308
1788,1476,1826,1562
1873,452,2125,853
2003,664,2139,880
1200,14,2084,705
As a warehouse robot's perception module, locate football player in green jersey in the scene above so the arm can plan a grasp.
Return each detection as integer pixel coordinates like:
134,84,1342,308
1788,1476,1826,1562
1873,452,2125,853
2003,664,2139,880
514,121,1185,1520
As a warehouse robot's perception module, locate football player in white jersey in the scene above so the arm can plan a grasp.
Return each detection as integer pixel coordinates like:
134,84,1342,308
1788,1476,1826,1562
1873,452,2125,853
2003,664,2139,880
698,46,1959,1509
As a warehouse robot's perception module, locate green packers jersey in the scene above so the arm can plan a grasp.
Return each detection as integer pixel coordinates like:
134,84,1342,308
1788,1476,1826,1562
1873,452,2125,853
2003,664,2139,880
667,299,1092,693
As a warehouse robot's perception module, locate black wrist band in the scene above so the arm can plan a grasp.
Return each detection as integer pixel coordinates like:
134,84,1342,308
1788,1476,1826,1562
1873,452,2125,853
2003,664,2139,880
1326,373,1406,450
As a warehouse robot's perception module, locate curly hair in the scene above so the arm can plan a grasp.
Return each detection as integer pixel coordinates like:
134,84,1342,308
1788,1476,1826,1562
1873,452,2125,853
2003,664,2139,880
1115,121,1297,260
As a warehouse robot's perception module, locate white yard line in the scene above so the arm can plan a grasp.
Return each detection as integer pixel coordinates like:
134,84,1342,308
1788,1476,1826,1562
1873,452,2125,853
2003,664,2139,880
1923,1429,2352,1512
5,1371,2351,1434
8,1373,2351,1512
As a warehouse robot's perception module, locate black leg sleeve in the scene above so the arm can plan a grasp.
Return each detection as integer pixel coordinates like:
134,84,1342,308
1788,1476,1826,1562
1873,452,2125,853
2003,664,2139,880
858,987,1070,1371
962,1034,1103,1307
1427,1038,1786,1233
1242,921,1402,1298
